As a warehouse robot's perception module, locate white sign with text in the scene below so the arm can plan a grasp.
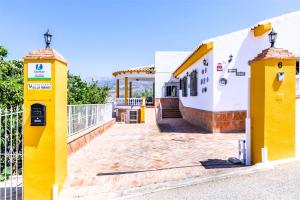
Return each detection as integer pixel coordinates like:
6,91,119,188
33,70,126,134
28,63,51,80
28,83,52,90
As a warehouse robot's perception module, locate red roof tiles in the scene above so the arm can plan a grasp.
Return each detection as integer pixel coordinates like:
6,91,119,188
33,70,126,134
24,48,67,64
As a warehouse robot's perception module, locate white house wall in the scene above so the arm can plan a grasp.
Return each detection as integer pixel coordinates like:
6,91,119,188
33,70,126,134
178,51,214,111
155,51,190,98
212,29,267,112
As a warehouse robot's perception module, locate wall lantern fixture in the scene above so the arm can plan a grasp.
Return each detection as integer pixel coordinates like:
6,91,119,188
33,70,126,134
219,78,228,86
268,28,277,48
44,29,52,49
228,54,233,63
203,59,208,66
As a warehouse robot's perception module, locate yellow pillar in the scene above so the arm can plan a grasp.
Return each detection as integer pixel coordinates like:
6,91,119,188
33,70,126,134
250,48,296,164
116,79,120,98
23,48,68,200
129,81,132,98
140,96,146,123
125,77,128,105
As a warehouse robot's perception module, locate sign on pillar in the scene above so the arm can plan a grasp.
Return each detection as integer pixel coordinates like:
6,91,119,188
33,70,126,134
23,48,68,200
250,48,297,164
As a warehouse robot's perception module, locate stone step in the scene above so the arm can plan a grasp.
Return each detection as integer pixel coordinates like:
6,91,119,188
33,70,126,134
162,108,182,118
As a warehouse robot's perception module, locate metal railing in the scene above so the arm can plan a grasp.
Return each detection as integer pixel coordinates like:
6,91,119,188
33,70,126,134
116,98,143,106
0,107,23,200
0,103,113,199
67,103,112,137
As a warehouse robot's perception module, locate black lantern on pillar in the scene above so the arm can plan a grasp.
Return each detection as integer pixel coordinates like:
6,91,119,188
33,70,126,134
44,29,52,48
268,28,277,48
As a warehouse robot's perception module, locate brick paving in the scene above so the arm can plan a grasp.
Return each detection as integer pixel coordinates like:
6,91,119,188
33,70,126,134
59,108,245,199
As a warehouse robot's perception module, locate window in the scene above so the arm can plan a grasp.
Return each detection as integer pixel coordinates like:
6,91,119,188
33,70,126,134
179,78,182,90
165,86,177,97
190,70,198,96
182,76,188,97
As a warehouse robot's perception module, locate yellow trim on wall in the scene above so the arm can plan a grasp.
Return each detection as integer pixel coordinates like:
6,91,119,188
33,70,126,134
252,22,272,37
173,42,214,78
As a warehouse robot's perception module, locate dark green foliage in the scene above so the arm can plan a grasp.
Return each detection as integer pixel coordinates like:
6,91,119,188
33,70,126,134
133,88,153,98
0,49,24,109
67,73,110,105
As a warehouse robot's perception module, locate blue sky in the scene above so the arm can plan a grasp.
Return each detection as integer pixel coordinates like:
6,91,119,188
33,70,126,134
1,0,300,78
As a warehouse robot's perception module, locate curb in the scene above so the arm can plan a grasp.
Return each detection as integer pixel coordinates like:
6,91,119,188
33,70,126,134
62,158,300,200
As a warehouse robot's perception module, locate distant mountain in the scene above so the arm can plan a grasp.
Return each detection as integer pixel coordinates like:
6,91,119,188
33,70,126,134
85,76,115,87
85,76,153,98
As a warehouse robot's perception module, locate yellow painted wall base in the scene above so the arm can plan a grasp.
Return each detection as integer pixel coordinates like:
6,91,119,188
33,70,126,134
23,50,68,200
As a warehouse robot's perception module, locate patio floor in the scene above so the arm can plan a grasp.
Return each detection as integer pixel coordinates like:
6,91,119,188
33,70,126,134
59,108,245,199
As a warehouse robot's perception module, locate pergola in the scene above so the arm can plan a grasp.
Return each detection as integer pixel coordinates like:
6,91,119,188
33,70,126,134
112,65,155,106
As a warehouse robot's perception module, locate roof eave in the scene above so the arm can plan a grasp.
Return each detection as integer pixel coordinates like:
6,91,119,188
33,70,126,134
173,42,214,78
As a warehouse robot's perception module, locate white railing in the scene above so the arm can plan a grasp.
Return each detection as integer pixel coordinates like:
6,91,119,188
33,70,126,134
0,106,23,200
67,103,112,137
296,75,300,95
0,103,113,199
116,98,143,106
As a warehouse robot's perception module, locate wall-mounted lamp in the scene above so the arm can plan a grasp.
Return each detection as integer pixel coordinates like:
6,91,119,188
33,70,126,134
203,59,208,66
186,72,189,76
277,72,284,81
268,28,277,48
228,54,233,63
219,78,228,86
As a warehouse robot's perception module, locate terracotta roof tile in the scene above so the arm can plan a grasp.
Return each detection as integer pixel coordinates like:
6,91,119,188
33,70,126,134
251,48,297,63
24,48,67,64
112,65,155,77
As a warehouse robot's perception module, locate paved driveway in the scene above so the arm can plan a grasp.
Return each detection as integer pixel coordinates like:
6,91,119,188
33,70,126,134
60,108,244,199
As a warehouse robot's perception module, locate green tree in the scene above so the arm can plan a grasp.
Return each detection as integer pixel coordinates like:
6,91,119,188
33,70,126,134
67,73,111,105
0,46,23,180
0,46,23,109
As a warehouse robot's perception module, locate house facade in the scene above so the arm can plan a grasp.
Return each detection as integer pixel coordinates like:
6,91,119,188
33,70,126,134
171,10,300,132
113,10,300,133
